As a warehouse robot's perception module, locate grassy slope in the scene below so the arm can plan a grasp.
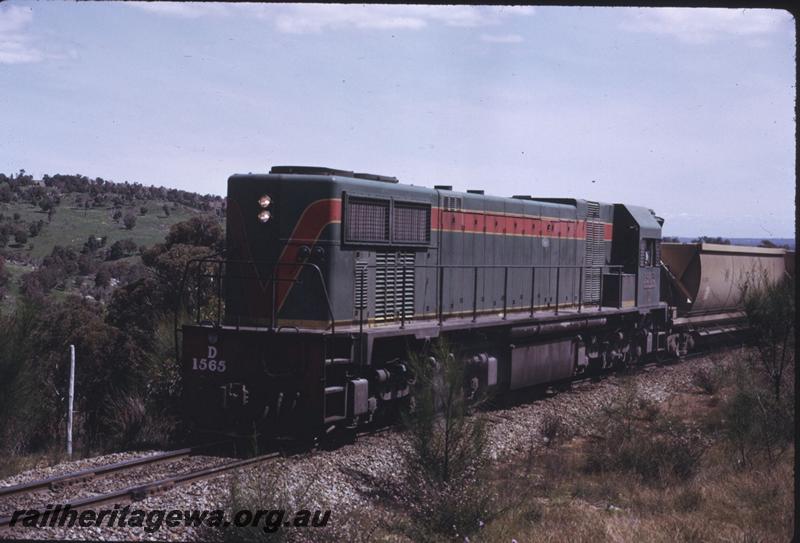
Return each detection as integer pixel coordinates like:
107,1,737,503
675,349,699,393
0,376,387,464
1,193,201,260
1,261,32,308
478,360,795,542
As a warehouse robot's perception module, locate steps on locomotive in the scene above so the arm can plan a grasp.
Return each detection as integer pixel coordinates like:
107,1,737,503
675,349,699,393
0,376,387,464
322,335,358,425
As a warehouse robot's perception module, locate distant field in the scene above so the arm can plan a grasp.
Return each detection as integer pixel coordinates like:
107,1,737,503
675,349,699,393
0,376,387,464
672,237,795,250
1,193,203,260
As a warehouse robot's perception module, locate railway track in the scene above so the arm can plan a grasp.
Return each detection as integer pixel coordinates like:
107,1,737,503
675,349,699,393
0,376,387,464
0,346,735,529
0,450,284,527
0,426,393,528
0,448,194,500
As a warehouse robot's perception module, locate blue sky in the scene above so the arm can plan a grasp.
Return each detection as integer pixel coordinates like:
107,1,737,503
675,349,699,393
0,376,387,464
0,3,794,237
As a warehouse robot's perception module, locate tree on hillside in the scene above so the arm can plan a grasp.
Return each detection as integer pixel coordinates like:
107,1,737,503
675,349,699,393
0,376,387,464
123,213,137,230
141,215,224,310
112,209,122,223
83,235,105,254
140,206,148,216
0,257,10,289
38,197,54,213
28,221,43,237
95,267,111,288
14,229,28,245
165,215,223,248
107,276,162,350
107,238,138,260
0,295,157,454
162,204,170,217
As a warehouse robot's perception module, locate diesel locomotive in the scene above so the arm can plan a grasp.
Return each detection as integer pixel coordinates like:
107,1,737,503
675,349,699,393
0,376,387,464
178,166,790,438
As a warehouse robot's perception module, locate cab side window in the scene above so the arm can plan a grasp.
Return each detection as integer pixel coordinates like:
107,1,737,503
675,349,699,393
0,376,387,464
640,238,659,267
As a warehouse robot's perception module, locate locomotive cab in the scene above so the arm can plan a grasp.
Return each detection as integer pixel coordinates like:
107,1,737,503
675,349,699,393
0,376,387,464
607,204,663,309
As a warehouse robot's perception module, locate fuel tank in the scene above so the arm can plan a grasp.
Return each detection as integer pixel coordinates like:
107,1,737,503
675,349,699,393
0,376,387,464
661,243,788,315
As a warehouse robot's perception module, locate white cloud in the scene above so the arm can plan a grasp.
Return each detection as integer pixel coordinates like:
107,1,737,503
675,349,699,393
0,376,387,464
0,4,33,33
269,5,535,33
481,33,524,43
271,5,428,34
127,3,535,34
127,2,231,19
0,4,44,64
621,8,793,44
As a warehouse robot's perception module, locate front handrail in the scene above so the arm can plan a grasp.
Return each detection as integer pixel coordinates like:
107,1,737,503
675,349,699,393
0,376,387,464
174,258,338,361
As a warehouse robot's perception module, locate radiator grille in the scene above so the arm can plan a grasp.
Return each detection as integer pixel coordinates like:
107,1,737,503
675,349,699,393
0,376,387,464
375,251,415,322
393,202,431,244
583,201,603,304
345,197,389,242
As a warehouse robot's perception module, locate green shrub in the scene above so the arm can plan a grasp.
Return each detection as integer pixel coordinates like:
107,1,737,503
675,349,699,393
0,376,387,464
691,366,719,395
719,357,794,467
585,381,706,484
395,338,495,541
741,275,794,400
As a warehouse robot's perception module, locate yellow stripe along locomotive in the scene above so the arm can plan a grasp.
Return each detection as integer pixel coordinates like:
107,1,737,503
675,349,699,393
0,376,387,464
178,166,790,439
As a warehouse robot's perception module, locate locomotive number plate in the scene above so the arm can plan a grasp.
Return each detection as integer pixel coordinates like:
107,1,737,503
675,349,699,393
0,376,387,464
191,346,227,373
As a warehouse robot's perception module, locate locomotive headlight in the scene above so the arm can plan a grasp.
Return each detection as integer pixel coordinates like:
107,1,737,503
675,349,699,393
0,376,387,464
257,210,271,223
258,194,272,208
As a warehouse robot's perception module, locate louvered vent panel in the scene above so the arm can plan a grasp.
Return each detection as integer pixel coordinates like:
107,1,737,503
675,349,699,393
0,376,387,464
443,196,462,211
346,197,389,242
375,251,415,322
583,201,603,304
354,260,368,315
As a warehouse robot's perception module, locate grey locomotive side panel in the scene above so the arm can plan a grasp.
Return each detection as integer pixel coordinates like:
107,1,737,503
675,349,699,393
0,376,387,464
487,197,506,312
506,198,527,312
469,195,487,317
510,339,575,389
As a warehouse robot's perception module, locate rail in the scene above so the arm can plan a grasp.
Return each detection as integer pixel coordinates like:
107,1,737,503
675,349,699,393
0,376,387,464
0,448,193,499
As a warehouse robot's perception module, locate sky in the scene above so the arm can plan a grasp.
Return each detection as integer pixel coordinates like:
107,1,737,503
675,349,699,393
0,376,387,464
0,3,795,237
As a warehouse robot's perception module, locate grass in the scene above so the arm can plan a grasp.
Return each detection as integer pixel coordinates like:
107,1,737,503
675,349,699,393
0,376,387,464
1,193,200,260
472,357,795,543
1,261,33,310
361,353,794,543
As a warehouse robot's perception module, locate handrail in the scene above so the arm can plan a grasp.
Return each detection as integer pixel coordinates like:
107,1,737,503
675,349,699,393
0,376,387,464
174,257,625,349
354,263,624,330
174,258,338,338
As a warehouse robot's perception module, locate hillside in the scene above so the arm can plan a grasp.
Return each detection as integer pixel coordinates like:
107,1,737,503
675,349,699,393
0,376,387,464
1,193,204,260
0,172,223,260
0,171,224,311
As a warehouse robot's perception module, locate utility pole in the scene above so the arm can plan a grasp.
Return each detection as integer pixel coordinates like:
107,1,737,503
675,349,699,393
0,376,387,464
67,345,75,458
